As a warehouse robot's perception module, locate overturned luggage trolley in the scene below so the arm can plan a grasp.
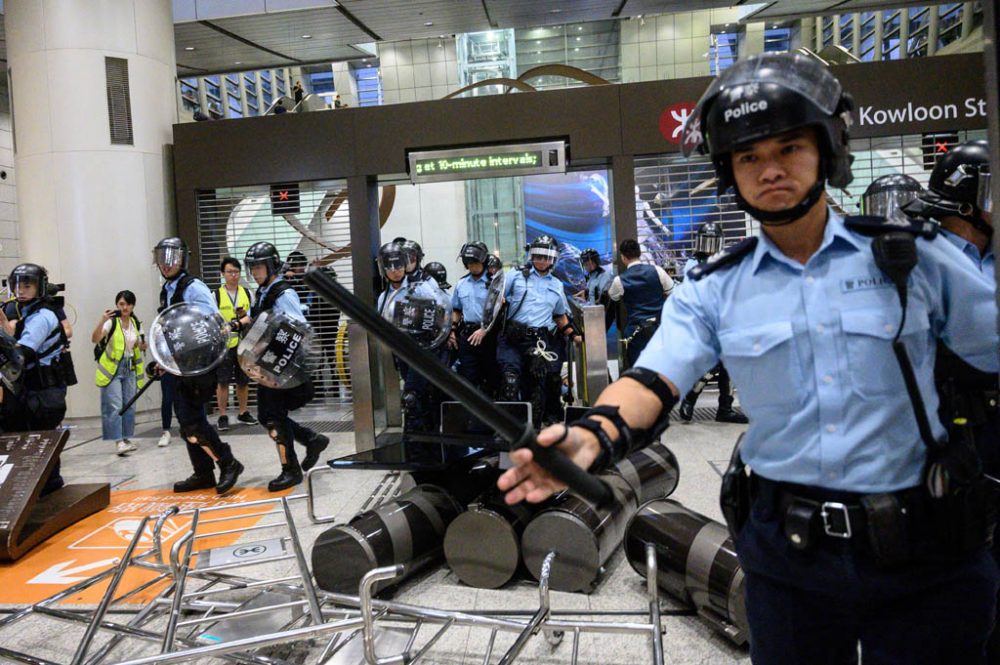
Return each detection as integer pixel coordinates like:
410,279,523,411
0,483,671,665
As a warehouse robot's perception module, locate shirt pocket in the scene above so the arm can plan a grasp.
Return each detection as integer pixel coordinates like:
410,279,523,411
719,321,803,410
841,306,931,398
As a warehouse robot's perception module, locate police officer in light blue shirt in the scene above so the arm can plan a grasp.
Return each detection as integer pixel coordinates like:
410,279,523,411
238,242,326,492
499,53,999,665
449,242,492,392
498,235,581,427
154,237,245,495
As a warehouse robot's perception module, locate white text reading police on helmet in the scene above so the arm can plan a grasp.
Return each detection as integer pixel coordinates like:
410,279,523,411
724,100,768,123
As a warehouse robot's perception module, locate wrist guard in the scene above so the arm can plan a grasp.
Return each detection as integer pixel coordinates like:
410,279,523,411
619,366,677,442
558,322,581,340
569,404,639,473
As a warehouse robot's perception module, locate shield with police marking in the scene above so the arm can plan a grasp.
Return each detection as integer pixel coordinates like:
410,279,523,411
237,311,314,389
383,279,452,349
0,331,24,393
149,303,229,377
481,269,506,334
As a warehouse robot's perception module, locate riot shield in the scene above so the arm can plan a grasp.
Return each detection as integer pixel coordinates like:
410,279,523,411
383,279,452,349
0,331,24,392
149,303,229,377
237,311,314,389
481,269,506,334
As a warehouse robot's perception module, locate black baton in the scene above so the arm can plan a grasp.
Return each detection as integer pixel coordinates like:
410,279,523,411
303,268,614,506
117,374,160,417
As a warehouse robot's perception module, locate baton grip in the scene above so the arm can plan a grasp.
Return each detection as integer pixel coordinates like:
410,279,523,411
513,425,615,507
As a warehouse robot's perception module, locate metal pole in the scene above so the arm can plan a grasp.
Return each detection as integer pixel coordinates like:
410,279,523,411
303,268,614,506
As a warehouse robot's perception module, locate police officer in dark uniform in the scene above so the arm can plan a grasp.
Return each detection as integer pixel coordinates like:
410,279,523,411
579,248,612,306
498,235,581,427
678,223,749,424
0,263,70,495
153,237,244,494
424,262,451,292
500,53,999,664
448,242,491,393
237,242,327,491
607,238,673,368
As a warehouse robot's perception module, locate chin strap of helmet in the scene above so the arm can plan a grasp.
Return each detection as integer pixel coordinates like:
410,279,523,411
734,178,827,226
906,193,993,239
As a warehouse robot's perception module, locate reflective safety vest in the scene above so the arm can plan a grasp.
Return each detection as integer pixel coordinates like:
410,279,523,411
95,316,145,388
217,285,251,349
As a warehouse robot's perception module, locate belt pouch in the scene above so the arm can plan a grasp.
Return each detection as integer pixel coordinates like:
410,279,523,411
783,499,816,551
860,493,910,567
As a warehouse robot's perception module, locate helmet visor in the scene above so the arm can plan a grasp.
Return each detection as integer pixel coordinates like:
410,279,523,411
380,254,406,274
862,188,922,222
977,165,992,214
682,53,843,157
694,234,723,256
153,246,185,270
529,247,559,260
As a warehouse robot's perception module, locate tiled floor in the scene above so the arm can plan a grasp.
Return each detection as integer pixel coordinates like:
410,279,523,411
1,393,752,664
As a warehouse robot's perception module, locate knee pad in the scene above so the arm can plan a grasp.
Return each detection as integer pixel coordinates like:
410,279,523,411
402,390,422,416
500,372,520,401
265,420,291,446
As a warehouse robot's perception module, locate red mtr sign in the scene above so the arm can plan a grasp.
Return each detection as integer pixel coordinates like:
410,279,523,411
659,102,697,145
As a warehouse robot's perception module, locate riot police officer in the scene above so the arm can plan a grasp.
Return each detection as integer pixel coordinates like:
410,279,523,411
0,263,70,495
679,223,748,424
498,235,580,427
578,248,612,305
862,173,924,222
607,238,673,368
396,238,427,283
485,254,503,281
238,242,327,491
153,237,245,494
500,53,999,664
449,242,491,392
377,242,408,314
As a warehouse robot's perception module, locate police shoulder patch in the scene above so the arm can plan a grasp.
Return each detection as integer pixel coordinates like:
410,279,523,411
844,215,938,240
688,237,758,281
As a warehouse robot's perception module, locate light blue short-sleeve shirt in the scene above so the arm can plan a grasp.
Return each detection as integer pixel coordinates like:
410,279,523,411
636,209,998,493
452,272,489,323
503,267,567,331
18,303,62,366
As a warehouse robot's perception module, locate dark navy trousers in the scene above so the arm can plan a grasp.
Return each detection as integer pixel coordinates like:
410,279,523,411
736,487,999,664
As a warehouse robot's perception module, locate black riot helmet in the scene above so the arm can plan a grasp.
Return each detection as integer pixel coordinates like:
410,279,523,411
694,222,724,257
424,262,451,289
527,235,559,262
244,242,283,282
398,240,424,272
9,263,48,302
681,53,854,226
579,248,601,271
378,242,407,283
152,237,189,272
458,241,489,267
862,174,924,222
485,254,502,276
903,140,992,236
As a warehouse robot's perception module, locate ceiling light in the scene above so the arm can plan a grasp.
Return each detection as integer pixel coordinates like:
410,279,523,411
184,46,195,51
536,40,540,44
549,8,562,13
301,34,312,39
574,47,579,52
424,21,433,26
536,51,541,54
577,26,583,31
576,37,580,41
235,61,242,65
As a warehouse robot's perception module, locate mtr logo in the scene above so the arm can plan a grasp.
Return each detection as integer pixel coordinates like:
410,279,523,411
658,102,696,145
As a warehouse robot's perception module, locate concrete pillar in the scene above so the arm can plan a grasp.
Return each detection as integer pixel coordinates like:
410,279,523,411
6,0,178,417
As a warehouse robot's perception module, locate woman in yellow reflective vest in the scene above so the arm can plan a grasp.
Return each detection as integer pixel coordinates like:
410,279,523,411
92,290,146,456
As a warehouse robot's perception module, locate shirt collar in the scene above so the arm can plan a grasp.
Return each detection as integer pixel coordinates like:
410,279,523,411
941,227,993,261
751,208,863,275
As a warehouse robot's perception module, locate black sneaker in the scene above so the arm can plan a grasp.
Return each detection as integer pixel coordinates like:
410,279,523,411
268,465,304,492
237,411,258,425
217,415,230,432
678,397,697,422
174,472,216,493
716,409,749,424
301,434,330,472
216,459,245,495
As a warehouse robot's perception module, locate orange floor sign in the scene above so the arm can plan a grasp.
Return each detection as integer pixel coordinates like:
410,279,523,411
0,487,280,605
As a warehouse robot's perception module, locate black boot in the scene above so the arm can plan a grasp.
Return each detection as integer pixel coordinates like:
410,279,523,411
174,472,216,493
268,464,303,492
716,408,749,424
216,459,245,495
679,394,698,422
301,434,330,472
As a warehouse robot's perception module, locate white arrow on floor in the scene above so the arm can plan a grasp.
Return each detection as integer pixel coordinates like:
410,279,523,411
28,558,120,585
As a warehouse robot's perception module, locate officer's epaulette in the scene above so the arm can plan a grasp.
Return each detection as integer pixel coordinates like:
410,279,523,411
688,237,758,281
844,215,938,240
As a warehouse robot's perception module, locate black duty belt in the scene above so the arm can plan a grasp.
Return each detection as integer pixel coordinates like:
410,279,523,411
459,321,482,336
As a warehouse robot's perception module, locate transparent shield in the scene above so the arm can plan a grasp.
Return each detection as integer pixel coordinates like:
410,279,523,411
149,303,229,376
383,280,452,349
481,269,507,334
237,310,314,389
